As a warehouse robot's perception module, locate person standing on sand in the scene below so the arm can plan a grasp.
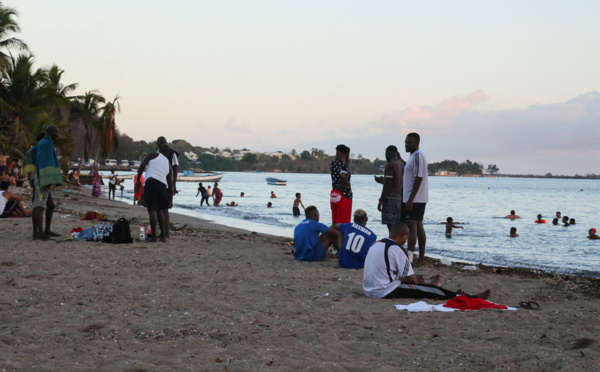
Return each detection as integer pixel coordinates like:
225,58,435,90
213,182,223,206
330,144,352,224
363,222,491,300
137,144,173,242
403,133,428,264
91,164,102,198
377,145,405,233
157,136,180,195
28,125,62,240
108,169,117,200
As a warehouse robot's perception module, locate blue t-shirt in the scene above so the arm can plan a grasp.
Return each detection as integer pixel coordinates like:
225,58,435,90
339,222,377,269
293,219,329,261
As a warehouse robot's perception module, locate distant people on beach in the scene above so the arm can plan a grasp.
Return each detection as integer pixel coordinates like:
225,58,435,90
510,227,518,237
227,201,238,207
562,216,570,226
108,169,117,200
68,170,81,186
552,218,559,225
267,202,272,208
569,218,576,225
505,210,521,219
330,144,352,224
137,144,174,242
293,193,305,217
588,228,600,240
337,209,377,269
442,217,463,237
28,126,62,240
196,183,211,206
270,191,277,198
293,206,339,261
403,133,428,265
157,136,180,195
133,174,144,205
91,163,102,198
378,145,405,233
213,182,223,206
0,180,30,218
535,214,545,223
363,222,491,300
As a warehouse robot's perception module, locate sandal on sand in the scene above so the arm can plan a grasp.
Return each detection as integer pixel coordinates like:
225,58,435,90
518,301,540,310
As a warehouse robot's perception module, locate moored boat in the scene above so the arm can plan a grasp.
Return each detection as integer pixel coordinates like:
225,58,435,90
266,177,286,186
178,171,225,183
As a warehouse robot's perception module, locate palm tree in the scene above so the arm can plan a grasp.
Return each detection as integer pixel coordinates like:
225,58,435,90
0,2,28,68
98,95,121,159
69,91,105,161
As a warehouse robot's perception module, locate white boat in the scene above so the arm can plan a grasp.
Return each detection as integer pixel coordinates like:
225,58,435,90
266,177,286,186
177,171,225,183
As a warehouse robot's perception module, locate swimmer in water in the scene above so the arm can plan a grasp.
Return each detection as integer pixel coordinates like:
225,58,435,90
535,214,545,223
441,217,463,237
227,201,238,206
240,192,245,197
588,228,600,240
556,211,562,219
569,218,576,225
562,216,570,226
505,210,521,219
552,218,559,225
510,227,518,237
267,202,272,208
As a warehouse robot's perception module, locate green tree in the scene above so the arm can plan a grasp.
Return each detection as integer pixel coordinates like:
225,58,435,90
486,164,499,175
0,1,28,68
70,91,105,161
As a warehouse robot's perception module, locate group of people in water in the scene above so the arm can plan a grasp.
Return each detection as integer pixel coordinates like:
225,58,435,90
503,210,594,238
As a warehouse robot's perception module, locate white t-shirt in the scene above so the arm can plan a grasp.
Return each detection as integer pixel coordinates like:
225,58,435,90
363,238,414,298
145,153,170,186
403,149,428,203
108,173,117,185
171,152,179,166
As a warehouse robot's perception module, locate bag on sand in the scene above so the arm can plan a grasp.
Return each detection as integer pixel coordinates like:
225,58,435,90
111,218,133,244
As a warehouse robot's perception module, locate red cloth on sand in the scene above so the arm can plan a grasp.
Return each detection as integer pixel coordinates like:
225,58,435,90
443,295,508,311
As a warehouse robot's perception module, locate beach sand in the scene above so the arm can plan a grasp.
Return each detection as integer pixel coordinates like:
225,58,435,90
1,184,599,371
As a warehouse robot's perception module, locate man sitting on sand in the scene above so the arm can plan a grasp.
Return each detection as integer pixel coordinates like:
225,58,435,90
588,228,600,240
505,210,521,219
0,180,30,218
363,222,491,300
337,209,377,269
293,206,339,261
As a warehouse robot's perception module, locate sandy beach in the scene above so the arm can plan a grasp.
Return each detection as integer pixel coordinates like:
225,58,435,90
1,184,599,371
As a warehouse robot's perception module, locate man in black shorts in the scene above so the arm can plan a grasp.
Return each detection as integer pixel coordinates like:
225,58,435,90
403,133,429,264
377,145,405,233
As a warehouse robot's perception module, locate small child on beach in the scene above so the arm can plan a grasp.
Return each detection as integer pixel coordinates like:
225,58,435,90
510,227,518,237
588,228,600,240
293,193,305,217
441,217,463,237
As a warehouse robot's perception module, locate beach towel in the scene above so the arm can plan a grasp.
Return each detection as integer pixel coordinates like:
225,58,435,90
444,295,510,311
395,297,517,312
31,134,62,188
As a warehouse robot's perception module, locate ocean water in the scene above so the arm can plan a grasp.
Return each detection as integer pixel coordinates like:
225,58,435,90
103,171,600,277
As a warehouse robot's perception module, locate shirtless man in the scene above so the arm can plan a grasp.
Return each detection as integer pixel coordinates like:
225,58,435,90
505,210,521,219
293,193,305,216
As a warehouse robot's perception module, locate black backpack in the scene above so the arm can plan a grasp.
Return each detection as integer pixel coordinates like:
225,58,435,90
111,218,133,244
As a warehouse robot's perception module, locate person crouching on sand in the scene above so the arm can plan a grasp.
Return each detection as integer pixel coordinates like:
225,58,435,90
293,206,339,261
362,222,491,300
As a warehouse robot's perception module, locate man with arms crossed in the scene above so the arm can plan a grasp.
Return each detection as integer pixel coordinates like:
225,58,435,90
403,132,428,264
377,145,405,233
363,222,491,300
293,206,339,261
337,209,377,269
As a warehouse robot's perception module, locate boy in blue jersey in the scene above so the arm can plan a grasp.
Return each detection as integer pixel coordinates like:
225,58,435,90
293,206,339,261
337,209,377,269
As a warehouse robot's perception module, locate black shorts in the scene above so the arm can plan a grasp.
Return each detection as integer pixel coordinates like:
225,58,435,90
109,183,116,191
143,178,169,211
0,200,17,218
382,198,403,224
293,206,301,216
403,202,426,222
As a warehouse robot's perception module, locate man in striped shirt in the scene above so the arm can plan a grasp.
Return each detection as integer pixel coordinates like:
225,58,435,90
363,222,491,300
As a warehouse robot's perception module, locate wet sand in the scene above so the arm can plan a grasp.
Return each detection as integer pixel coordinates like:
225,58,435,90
1,184,599,371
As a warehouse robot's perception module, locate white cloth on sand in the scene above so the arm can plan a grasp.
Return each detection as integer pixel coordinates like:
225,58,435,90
394,301,517,312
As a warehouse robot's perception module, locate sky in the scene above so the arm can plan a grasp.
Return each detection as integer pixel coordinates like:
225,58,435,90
8,0,600,175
